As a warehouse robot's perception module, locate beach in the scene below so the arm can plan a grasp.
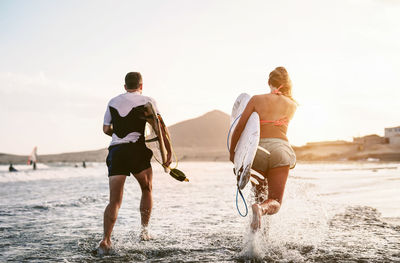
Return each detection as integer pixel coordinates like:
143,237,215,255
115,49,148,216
2,0,400,262
1,161,399,262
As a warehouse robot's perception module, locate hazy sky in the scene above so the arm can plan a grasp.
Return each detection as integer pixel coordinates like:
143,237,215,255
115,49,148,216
1,0,399,154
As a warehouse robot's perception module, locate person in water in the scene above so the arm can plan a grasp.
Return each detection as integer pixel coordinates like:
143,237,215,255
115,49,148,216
9,163,18,172
229,67,297,231
99,72,172,253
29,146,38,170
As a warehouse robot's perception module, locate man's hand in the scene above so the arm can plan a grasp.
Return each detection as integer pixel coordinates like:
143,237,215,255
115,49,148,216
164,152,172,168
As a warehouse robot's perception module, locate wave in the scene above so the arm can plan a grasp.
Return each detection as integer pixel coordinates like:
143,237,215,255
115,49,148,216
0,163,105,183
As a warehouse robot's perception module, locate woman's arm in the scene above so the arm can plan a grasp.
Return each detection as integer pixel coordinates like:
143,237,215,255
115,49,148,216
229,97,256,162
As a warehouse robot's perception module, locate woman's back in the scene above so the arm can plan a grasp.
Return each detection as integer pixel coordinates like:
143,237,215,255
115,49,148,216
253,92,297,141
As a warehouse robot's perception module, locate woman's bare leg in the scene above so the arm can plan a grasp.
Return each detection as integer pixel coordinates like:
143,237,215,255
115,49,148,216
251,166,290,231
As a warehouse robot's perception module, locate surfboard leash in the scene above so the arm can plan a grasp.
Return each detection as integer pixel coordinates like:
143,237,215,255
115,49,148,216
227,113,249,217
150,132,178,170
149,120,189,182
236,187,248,217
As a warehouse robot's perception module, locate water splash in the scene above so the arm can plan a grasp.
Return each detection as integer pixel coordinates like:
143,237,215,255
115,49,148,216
238,176,329,262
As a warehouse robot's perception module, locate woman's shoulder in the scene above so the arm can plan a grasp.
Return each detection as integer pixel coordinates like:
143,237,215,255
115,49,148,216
252,93,272,101
250,94,268,107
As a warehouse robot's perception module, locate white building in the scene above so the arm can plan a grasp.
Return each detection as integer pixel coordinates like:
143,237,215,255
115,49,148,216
385,126,400,145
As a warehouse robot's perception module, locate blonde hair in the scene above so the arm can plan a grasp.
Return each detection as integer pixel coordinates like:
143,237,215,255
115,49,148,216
268,67,295,101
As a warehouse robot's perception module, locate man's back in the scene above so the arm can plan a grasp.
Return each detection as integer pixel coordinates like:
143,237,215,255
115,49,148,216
104,91,159,146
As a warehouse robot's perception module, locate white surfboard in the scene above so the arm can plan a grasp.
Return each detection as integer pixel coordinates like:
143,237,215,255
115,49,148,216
143,102,169,173
229,93,261,190
143,102,189,182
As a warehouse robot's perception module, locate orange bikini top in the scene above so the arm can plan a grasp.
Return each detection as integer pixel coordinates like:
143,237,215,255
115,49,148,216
259,85,289,126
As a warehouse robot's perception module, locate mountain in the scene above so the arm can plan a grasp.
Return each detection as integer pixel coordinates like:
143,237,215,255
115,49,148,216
169,110,230,148
168,110,230,161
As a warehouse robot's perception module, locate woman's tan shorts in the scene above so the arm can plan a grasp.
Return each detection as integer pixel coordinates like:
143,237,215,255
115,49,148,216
258,138,296,170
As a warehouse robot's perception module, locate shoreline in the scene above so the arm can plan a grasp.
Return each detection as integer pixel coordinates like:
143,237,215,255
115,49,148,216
1,159,400,165
2,154,400,165
1,143,400,164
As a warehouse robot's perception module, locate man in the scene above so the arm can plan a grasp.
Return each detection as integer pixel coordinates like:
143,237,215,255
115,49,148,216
99,72,172,253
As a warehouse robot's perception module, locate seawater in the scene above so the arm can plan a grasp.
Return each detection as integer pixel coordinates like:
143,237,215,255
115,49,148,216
0,162,399,262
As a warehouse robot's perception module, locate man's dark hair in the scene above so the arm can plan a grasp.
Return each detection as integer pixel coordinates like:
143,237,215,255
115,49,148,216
125,72,142,90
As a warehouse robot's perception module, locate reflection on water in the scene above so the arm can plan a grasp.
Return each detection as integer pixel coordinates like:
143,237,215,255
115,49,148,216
0,162,399,262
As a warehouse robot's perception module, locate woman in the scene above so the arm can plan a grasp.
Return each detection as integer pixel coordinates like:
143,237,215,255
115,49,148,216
229,67,297,231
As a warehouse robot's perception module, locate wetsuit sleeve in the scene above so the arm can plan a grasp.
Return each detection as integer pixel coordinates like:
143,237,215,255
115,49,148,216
103,103,112,125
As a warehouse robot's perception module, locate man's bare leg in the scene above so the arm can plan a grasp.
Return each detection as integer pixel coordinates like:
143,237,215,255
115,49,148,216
133,167,153,240
251,166,290,231
99,175,126,252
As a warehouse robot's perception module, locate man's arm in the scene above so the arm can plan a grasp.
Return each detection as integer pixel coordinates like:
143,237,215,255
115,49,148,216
103,125,113,137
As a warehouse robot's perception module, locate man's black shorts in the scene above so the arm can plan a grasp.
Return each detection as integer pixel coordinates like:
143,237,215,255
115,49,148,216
106,142,153,177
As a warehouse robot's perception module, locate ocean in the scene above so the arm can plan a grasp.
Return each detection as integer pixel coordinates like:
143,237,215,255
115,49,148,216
1,161,399,262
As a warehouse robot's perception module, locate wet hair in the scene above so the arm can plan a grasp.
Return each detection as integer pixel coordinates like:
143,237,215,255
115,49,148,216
125,72,142,90
268,67,294,101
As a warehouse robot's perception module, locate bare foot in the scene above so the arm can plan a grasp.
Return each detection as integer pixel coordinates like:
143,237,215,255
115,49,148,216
96,240,112,255
251,204,262,231
140,227,152,241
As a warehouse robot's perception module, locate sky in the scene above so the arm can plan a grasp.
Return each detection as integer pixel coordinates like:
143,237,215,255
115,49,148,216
1,0,399,154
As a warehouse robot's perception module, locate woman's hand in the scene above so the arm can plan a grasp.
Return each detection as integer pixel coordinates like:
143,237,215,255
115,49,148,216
229,150,235,163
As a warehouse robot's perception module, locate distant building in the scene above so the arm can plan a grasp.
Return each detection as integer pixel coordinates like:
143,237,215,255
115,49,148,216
353,134,387,146
306,140,352,147
385,126,400,145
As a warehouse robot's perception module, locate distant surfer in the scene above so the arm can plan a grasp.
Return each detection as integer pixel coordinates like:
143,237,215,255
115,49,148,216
9,163,18,172
98,72,172,254
230,67,297,231
28,146,38,170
